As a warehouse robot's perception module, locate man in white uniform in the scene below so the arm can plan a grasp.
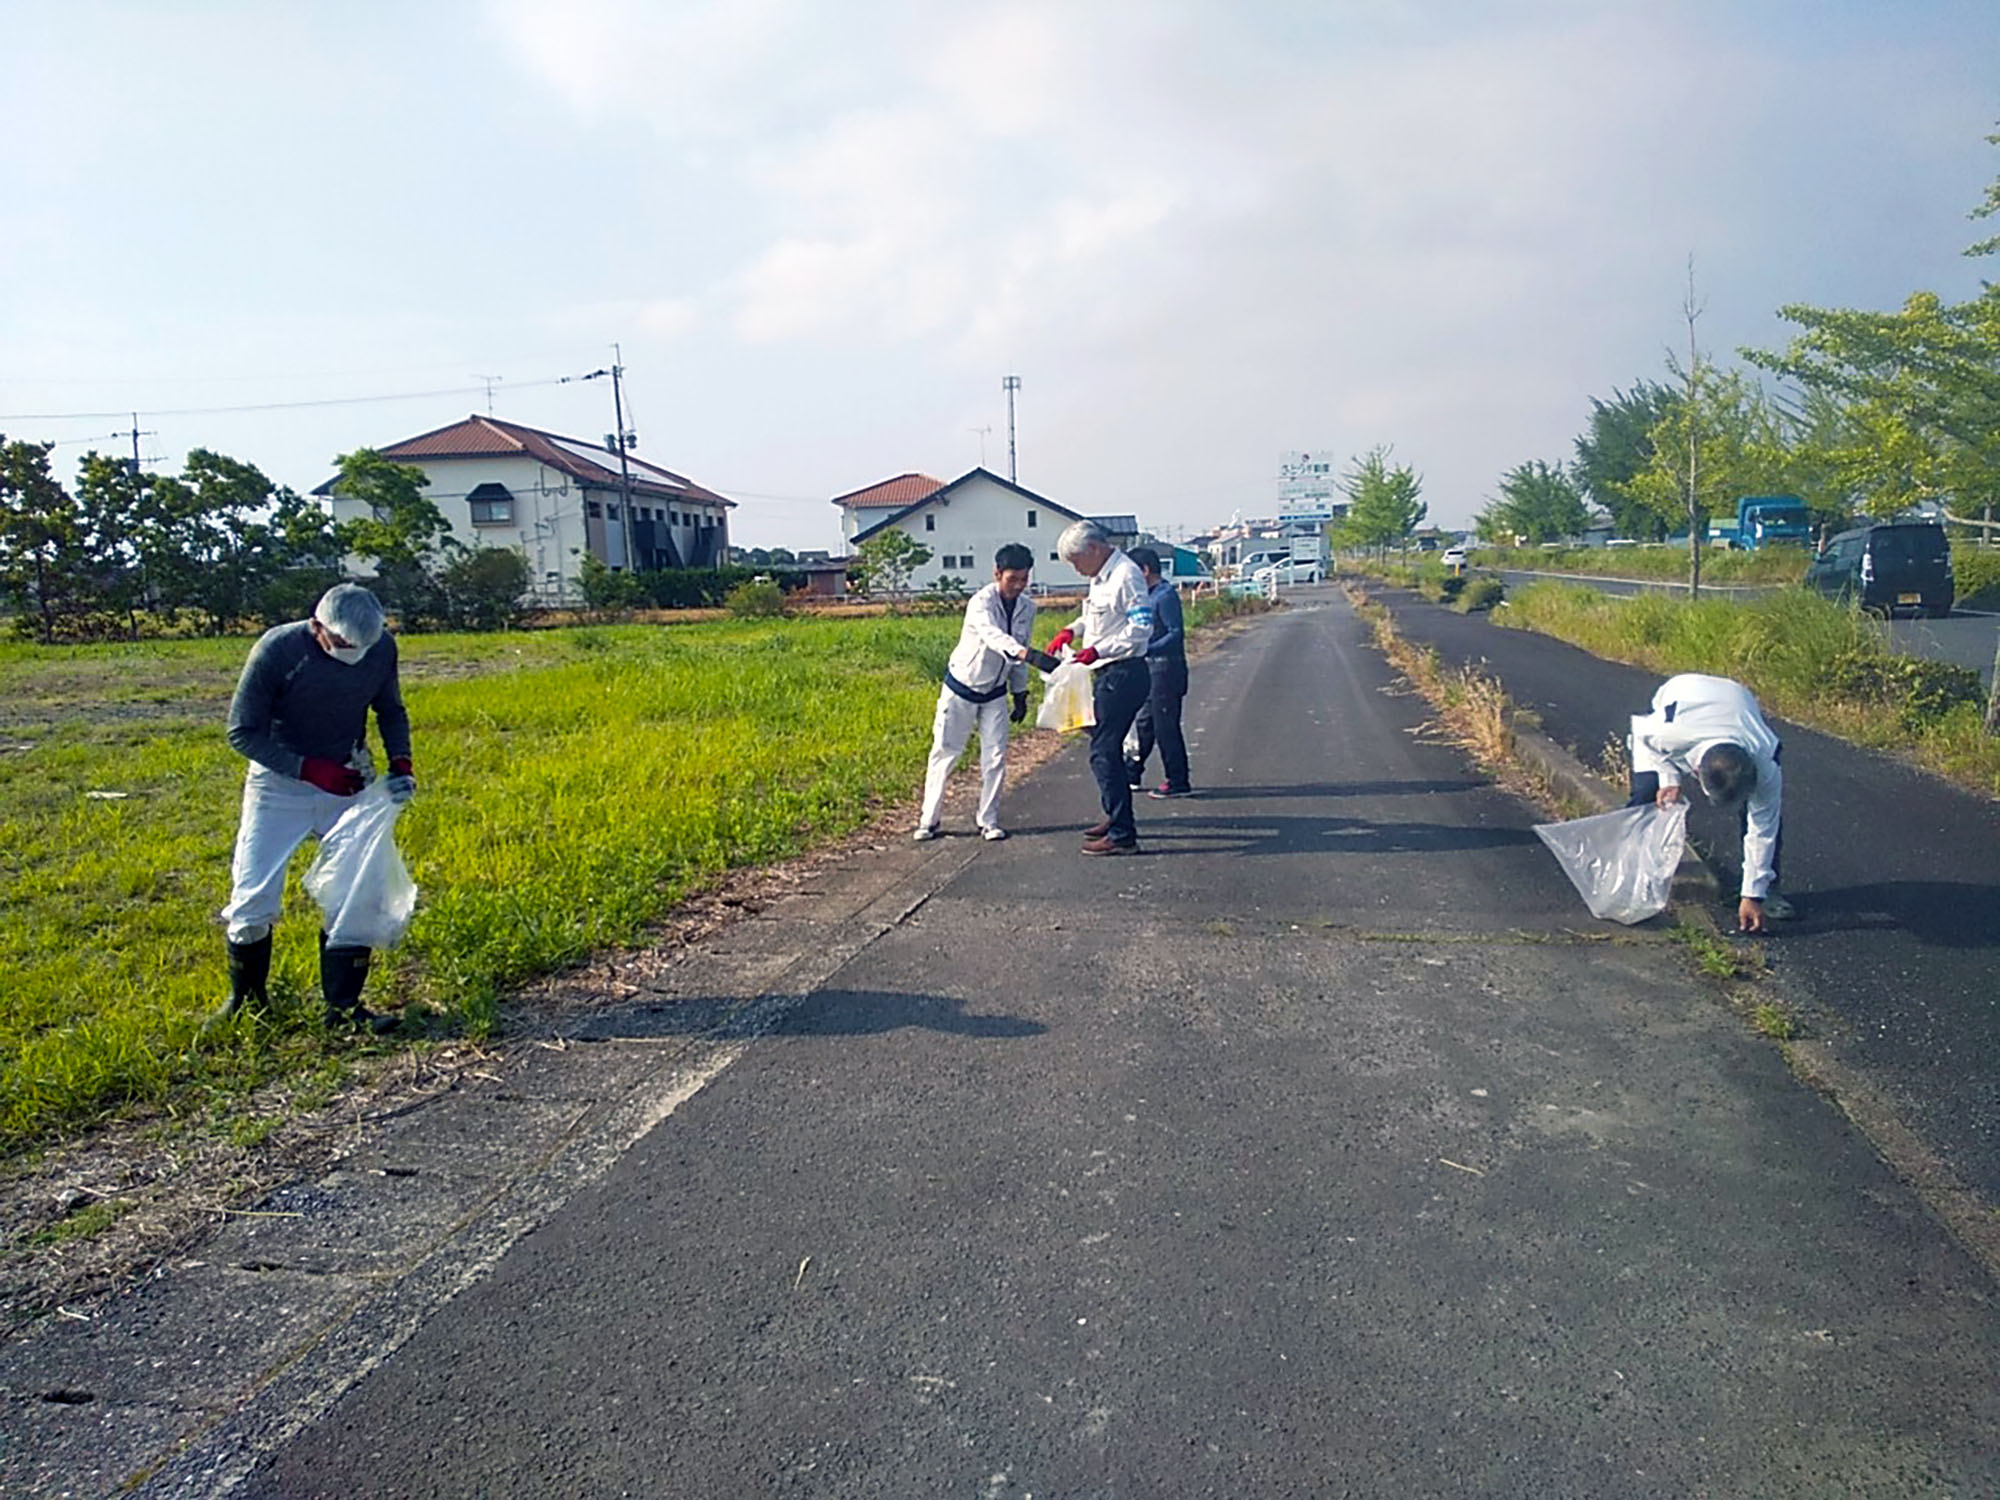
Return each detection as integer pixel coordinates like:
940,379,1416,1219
1047,520,1154,855
915,544,1038,842
1627,672,1789,932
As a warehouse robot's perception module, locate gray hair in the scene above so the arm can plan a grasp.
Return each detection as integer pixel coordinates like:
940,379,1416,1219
314,582,386,650
1055,520,1110,562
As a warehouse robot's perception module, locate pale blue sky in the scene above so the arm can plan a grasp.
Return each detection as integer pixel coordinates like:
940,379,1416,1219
3,0,1996,547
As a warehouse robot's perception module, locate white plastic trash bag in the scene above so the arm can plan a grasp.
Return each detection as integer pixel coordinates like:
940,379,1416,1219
1036,659,1096,733
303,781,419,949
1532,801,1687,925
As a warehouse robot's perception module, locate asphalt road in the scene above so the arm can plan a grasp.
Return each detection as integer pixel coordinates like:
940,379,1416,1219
1496,569,1999,686
215,594,1997,1497
1369,587,2000,1201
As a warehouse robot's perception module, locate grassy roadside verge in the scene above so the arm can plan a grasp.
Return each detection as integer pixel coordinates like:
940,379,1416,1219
2,595,1276,1162
1494,582,1999,797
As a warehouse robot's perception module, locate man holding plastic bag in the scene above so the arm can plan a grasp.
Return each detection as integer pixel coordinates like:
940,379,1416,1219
215,583,416,1033
915,544,1041,843
1627,672,1787,933
1047,520,1154,855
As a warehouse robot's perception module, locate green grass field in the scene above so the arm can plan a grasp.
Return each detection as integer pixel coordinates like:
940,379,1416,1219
0,596,1268,1158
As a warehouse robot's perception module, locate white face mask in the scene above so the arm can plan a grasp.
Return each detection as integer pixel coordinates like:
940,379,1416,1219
326,643,369,666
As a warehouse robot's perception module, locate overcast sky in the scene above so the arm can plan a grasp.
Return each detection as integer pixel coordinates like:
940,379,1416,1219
4,1,1996,547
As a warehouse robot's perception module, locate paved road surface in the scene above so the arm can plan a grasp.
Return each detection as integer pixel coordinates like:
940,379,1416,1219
131,596,2000,1497
1369,586,2000,1202
1497,569,1999,685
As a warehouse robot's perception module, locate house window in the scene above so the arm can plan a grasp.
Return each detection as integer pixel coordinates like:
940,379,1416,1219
466,486,515,526
585,501,603,518
924,513,936,531
607,505,621,520
1049,551,1059,562
1026,510,1037,528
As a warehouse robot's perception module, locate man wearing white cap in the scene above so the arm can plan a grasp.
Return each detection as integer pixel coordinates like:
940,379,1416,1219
215,582,415,1032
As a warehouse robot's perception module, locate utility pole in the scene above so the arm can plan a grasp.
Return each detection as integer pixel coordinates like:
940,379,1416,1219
609,344,636,570
574,351,640,570
1002,374,1021,483
127,413,155,476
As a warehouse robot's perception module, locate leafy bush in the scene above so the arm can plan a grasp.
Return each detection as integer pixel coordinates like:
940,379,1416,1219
438,547,531,631
1953,545,2000,610
724,579,788,618
1824,650,1983,729
1455,576,1506,613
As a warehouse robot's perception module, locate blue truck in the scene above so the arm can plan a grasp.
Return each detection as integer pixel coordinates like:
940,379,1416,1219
1708,494,1811,550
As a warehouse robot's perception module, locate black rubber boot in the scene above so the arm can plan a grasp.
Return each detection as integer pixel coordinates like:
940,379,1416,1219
206,934,272,1030
320,935,398,1035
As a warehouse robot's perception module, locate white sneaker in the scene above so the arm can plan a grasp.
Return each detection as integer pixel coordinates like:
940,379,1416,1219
979,825,1008,842
913,825,940,842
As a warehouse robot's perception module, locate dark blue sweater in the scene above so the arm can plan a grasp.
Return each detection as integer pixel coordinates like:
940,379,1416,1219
226,621,411,777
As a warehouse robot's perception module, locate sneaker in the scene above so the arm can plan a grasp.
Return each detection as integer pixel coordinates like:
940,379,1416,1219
1148,783,1194,800
913,825,940,842
1080,835,1140,856
979,825,1008,842
1759,893,1795,920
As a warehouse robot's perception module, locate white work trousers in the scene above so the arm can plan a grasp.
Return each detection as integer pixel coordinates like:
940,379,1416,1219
919,686,1011,833
221,763,355,944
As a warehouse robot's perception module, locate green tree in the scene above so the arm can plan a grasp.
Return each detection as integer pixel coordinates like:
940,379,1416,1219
1338,446,1426,554
1745,131,2000,524
1478,460,1589,544
1621,362,1792,588
1572,382,1679,540
0,439,96,642
852,529,933,598
329,448,458,627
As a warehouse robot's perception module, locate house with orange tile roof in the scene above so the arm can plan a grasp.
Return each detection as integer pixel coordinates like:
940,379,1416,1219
316,414,736,605
830,472,946,547
847,467,1098,592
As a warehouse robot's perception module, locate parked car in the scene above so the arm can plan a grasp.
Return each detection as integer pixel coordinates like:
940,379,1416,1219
1253,558,1324,586
1439,546,1468,571
1803,521,1954,618
1233,550,1290,578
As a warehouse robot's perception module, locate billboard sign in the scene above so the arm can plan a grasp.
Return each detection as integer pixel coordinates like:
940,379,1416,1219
1278,450,1340,522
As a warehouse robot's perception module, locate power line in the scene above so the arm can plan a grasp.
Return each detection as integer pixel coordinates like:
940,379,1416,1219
0,375,575,423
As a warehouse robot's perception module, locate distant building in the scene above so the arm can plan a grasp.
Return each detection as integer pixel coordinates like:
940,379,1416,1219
848,468,1094,591
316,414,735,605
831,472,946,548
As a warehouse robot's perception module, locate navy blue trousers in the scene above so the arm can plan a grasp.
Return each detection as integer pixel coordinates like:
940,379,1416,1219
1089,659,1152,843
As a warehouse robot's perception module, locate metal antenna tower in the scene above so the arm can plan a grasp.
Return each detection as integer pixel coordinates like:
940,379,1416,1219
1002,374,1021,483
969,425,991,468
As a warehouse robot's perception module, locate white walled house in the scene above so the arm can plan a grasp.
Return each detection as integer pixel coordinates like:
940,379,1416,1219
848,468,1095,592
316,415,737,605
831,472,945,547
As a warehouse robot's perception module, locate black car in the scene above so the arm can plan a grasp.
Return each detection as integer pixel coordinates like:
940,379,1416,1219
1802,521,1954,618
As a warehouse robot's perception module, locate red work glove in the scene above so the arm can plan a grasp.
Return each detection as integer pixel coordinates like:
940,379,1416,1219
1047,628,1074,654
1075,646,1099,665
390,757,413,778
300,756,364,796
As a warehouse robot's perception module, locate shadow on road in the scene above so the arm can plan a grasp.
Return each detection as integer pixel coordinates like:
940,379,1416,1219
1784,881,2000,950
563,990,1049,1042
775,990,1048,1039
1180,779,1488,800
1005,813,1539,858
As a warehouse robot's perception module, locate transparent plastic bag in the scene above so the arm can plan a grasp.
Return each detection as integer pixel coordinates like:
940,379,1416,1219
1036,659,1096,733
303,781,419,949
1532,800,1687,925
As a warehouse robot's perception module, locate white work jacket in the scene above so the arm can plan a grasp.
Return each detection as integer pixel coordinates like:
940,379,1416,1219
1629,673,1783,898
1067,550,1153,666
945,582,1035,697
